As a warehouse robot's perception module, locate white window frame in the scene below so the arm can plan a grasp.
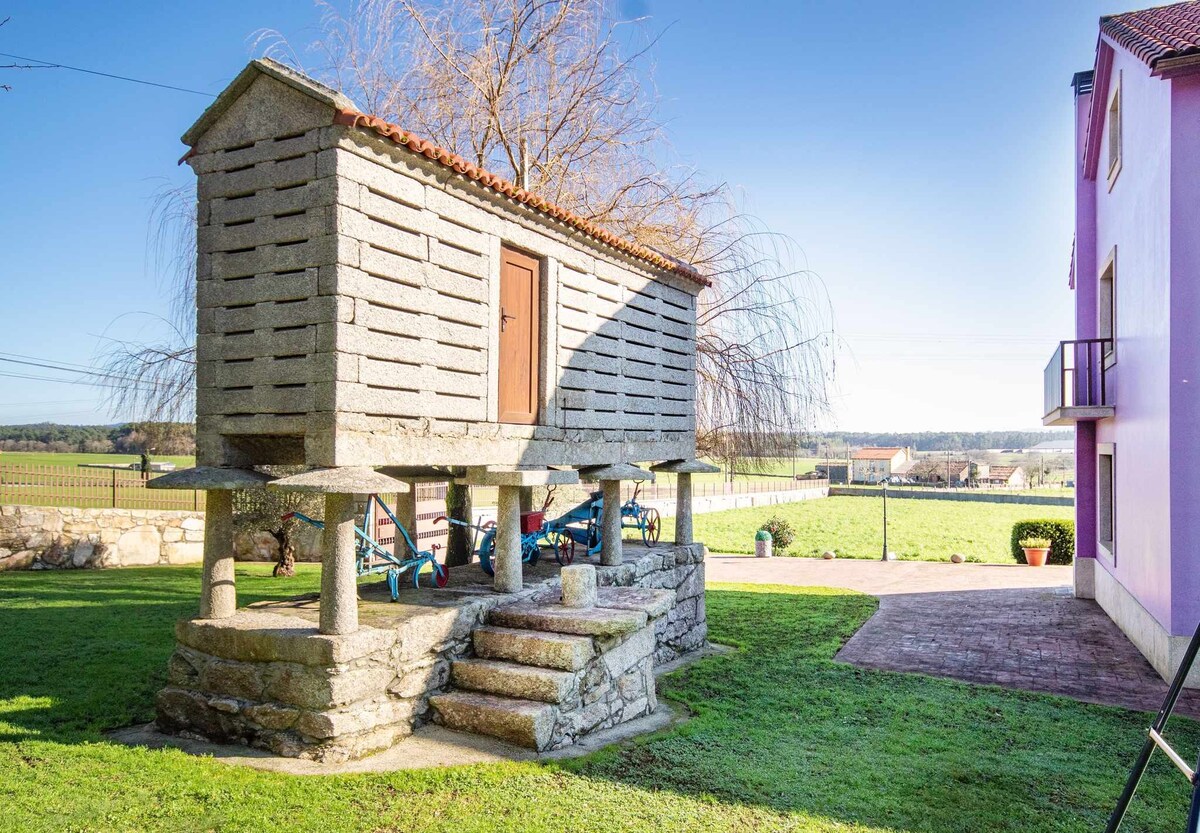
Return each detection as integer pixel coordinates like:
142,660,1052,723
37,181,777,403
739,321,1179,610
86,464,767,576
1099,246,1117,367
1107,71,1123,190
1098,443,1116,565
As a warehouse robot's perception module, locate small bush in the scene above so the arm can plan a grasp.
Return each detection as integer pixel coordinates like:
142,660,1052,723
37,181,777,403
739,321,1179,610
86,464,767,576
759,515,796,553
1018,537,1051,549
1011,519,1074,565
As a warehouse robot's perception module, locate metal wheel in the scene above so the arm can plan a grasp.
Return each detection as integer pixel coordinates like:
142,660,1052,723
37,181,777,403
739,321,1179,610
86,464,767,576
555,533,575,566
432,561,449,588
478,523,497,577
643,508,661,546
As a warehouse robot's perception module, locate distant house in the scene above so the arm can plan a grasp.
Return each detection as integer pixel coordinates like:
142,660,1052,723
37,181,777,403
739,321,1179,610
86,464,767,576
981,465,1027,488
850,447,912,484
1028,439,1075,454
907,458,988,486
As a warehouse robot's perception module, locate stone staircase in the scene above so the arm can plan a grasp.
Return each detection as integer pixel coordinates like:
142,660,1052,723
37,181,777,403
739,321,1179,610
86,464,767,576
430,581,672,751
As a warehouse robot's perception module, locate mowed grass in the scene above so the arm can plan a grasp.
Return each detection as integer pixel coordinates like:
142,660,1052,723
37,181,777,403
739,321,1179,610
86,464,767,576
0,566,1193,832
691,495,1075,562
0,451,196,468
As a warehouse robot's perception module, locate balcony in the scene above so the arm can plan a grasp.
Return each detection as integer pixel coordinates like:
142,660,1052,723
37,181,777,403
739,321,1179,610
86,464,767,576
1043,338,1114,426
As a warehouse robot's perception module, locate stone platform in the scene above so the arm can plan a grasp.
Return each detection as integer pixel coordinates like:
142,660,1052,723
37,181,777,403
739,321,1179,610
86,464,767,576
156,542,706,762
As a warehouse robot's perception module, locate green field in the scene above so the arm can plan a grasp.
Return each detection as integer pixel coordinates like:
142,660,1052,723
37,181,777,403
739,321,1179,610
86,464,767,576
0,566,1190,832
690,495,1075,562
0,451,197,469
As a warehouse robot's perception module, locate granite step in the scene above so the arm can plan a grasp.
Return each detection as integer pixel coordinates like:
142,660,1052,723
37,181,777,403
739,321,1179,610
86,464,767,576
451,658,577,704
488,603,647,637
430,690,557,750
473,626,595,672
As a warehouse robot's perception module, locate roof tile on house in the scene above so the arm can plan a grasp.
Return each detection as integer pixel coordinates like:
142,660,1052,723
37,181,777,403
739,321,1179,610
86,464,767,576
986,466,1022,480
332,110,706,286
1101,1,1200,69
851,447,905,461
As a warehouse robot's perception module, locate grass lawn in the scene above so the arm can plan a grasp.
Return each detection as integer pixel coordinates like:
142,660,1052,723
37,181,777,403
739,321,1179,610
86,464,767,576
0,451,197,468
691,495,1076,562
0,565,1193,831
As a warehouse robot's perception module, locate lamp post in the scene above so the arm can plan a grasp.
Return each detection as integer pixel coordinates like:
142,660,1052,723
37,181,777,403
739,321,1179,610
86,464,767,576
881,480,890,561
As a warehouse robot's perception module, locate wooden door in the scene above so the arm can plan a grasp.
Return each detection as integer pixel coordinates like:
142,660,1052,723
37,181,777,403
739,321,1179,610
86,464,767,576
497,246,541,424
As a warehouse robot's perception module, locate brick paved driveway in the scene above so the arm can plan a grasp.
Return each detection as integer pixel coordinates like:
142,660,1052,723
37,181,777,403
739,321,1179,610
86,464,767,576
707,555,1200,718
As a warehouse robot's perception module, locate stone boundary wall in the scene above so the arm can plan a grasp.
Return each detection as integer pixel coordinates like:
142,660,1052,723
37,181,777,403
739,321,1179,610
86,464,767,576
828,487,1073,507
0,505,206,571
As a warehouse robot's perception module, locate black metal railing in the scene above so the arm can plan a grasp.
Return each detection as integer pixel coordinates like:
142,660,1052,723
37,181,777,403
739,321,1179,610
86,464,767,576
1044,338,1113,417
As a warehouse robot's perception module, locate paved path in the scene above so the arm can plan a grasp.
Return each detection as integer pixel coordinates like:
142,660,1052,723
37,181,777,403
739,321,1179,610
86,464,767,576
706,555,1072,594
707,555,1200,718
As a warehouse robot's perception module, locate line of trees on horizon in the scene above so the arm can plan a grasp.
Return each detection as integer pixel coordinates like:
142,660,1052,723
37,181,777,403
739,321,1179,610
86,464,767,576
0,423,196,456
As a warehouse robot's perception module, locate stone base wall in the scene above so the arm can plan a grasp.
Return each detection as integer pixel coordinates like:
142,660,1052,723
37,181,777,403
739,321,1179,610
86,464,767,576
0,505,206,571
597,542,707,663
155,543,706,760
546,625,658,750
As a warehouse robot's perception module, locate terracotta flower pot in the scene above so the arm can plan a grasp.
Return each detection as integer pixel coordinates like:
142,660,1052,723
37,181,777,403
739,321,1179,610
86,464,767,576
1023,547,1050,567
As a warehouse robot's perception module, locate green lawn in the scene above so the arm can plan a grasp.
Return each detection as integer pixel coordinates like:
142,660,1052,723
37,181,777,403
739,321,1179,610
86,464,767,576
0,451,197,468
0,565,1191,831
691,495,1076,562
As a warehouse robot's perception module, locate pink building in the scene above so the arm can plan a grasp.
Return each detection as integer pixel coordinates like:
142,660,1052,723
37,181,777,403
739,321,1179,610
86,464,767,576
1050,2,1200,683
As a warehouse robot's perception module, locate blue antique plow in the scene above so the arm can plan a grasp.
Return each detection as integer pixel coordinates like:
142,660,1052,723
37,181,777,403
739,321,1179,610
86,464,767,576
435,486,575,577
284,493,448,601
437,482,662,575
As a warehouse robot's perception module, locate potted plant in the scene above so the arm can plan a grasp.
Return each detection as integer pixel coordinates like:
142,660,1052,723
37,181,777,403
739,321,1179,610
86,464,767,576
1019,537,1052,567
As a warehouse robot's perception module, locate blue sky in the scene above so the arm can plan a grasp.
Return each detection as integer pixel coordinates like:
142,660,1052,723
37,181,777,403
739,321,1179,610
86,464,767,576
0,0,1127,431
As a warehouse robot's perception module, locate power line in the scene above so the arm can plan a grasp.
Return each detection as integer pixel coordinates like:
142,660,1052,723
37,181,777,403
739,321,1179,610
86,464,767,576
0,369,156,393
0,356,146,386
0,51,216,97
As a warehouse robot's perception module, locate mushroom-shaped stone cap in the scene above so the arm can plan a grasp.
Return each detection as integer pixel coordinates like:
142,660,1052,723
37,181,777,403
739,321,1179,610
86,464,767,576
578,463,655,482
145,466,271,491
268,466,410,494
650,459,721,475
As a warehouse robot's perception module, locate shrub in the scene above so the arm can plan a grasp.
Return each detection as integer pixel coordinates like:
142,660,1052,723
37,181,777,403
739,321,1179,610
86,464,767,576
1018,537,1051,549
759,515,795,553
1011,519,1074,565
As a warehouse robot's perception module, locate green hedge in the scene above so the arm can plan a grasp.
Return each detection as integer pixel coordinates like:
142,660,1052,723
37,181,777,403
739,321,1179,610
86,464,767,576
1011,518,1075,565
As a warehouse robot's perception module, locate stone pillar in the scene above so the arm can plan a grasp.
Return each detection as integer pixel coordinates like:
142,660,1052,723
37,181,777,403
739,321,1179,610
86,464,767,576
674,472,694,546
600,479,623,566
495,485,523,593
444,481,473,567
561,564,597,608
320,492,359,635
200,489,236,619
392,482,418,554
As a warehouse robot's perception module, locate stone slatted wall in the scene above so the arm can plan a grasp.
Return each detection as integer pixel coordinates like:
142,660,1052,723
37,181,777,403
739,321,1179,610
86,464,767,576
186,68,700,468
557,262,696,435
330,141,491,425
329,128,698,451
191,90,344,465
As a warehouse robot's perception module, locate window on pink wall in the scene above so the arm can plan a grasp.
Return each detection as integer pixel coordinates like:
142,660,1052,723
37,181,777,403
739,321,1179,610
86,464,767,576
1098,444,1116,564
1107,72,1122,189
1099,247,1116,366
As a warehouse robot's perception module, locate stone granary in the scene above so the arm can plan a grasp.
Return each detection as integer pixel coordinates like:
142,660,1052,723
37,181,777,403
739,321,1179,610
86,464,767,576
150,58,716,761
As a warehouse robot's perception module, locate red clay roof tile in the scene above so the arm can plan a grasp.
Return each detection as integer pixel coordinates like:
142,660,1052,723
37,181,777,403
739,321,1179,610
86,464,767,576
851,447,907,461
1101,1,1200,69
332,109,706,286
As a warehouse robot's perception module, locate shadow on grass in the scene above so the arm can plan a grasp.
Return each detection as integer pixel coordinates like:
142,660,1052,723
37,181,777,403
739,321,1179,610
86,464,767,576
0,564,321,741
568,586,1200,833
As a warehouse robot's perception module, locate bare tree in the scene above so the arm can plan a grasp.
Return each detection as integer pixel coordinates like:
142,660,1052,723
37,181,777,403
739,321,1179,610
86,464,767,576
108,0,834,470
98,184,197,423
264,0,835,461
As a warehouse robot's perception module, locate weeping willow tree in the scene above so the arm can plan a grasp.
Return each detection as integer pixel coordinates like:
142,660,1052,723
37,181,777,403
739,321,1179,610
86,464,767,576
104,1,836,546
